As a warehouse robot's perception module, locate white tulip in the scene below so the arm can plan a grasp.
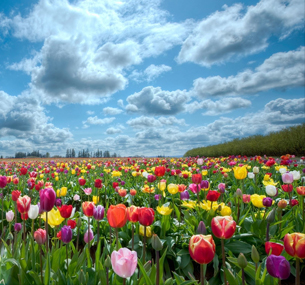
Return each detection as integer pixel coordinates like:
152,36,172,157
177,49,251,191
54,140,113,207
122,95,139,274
28,204,39,219
248,172,255,179
69,207,76,219
6,210,14,222
266,185,277,197
142,171,149,178
291,170,301,180
279,167,287,174
253,167,259,174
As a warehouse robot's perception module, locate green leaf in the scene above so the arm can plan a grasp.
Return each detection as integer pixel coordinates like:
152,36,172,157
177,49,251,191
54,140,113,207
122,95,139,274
224,268,239,285
44,252,50,285
225,240,252,254
137,259,153,285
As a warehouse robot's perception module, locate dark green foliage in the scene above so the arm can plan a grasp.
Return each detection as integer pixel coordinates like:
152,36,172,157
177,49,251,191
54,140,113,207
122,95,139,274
184,124,305,157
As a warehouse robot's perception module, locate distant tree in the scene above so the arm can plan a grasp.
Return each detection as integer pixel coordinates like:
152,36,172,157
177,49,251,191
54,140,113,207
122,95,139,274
46,152,50,158
71,149,75,158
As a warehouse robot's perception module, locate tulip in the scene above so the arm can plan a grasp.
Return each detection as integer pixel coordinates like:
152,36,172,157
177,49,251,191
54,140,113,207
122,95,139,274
253,166,259,174
73,194,80,201
262,197,273,208
197,158,203,165
296,186,305,196
78,178,86,186
242,194,251,203
28,204,39,219
41,208,65,228
84,228,94,243
57,187,67,197
138,207,154,226
130,189,137,196
155,194,162,200
220,206,232,216
167,184,178,195
265,185,277,196
94,179,102,188
278,199,287,209
200,180,209,190
251,194,266,208
55,198,62,207
180,190,190,200
139,225,152,237
290,199,298,207
58,205,73,219
118,189,127,197
189,183,200,194
34,229,47,245
11,190,21,201
93,205,105,221
248,172,254,179
266,255,290,280
127,206,139,223
83,188,92,195
265,242,284,256
20,167,27,175
211,216,236,239
61,225,72,243
156,204,173,215
291,170,301,180
155,166,166,177
233,166,247,180
6,210,14,222
218,183,226,193
67,220,77,229
206,190,221,202
107,204,127,228
14,223,22,232
281,184,293,193
17,195,31,214
111,248,137,279
284,233,305,259
0,176,7,188
196,221,207,235
92,196,99,204
82,202,95,217
189,235,215,264
40,188,56,212
282,172,293,184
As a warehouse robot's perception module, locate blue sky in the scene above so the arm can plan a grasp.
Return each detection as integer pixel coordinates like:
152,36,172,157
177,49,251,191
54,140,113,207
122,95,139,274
0,0,304,157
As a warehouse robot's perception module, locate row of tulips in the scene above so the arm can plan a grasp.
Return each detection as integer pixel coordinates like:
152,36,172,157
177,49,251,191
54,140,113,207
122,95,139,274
0,154,304,284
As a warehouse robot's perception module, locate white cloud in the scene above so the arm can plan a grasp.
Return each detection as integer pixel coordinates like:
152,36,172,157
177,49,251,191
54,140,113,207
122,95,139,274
83,116,116,126
185,97,252,115
126,86,190,115
130,64,172,82
127,116,187,129
87,110,95,115
106,127,122,134
103,107,123,115
192,47,305,98
178,0,305,66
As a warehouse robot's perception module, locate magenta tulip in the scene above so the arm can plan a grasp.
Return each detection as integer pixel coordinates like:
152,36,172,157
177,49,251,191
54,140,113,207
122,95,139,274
111,248,137,278
39,188,56,212
266,255,290,280
61,225,72,243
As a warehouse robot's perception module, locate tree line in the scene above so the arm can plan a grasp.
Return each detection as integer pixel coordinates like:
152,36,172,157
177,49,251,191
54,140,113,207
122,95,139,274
66,148,119,158
184,124,305,157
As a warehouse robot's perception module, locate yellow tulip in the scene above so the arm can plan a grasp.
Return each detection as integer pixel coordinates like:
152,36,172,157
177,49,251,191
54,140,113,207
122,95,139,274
93,196,100,204
112,171,122,177
201,170,208,176
263,174,271,181
181,200,197,209
157,204,173,215
167,183,178,195
233,166,247,180
57,187,67,197
220,206,232,216
262,179,278,186
158,180,166,191
139,225,152,237
39,174,44,179
71,169,76,174
41,208,65,228
251,194,266,208
55,177,59,181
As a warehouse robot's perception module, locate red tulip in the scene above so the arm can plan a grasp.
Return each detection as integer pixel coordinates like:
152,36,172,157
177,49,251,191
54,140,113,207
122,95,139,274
127,206,139,223
138,207,155,226
67,220,77,229
191,174,202,185
296,186,305,196
78,178,86,186
154,166,166,177
130,189,137,196
118,189,127,197
94,179,103,188
206,190,221,202
281,184,293,193
17,195,31,214
20,167,27,175
12,190,21,201
107,204,127,228
265,242,284,256
112,182,119,189
189,235,216,264
284,233,305,259
58,205,73,219
82,202,95,217
0,176,7,188
211,216,236,239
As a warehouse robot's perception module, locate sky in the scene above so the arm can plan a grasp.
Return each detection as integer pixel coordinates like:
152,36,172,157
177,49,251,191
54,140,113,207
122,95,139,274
0,0,304,157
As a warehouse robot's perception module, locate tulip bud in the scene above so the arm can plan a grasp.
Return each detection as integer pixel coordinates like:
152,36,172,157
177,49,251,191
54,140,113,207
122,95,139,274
237,253,248,269
196,221,207,235
266,208,276,223
235,188,242,198
251,245,260,263
105,255,111,268
14,223,22,232
151,234,163,251
253,166,259,174
6,210,14,222
278,199,287,209
77,217,82,228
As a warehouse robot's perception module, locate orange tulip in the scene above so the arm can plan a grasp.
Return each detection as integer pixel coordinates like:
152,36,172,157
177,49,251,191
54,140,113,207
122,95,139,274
296,186,305,196
189,235,216,264
211,216,236,239
82,202,95,217
107,204,127,228
284,233,305,259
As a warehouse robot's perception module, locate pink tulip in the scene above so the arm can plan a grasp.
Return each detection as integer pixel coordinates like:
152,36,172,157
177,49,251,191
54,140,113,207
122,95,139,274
83,188,92,195
189,183,200,194
84,228,94,243
111,248,137,278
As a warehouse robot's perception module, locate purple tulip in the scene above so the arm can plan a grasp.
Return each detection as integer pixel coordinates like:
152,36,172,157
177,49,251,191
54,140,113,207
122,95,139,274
84,229,94,243
93,205,105,221
218,183,226,193
147,175,156,183
121,181,125,186
40,188,56,212
55,198,62,207
0,176,7,188
263,197,273,208
266,255,290,280
61,225,73,243
117,178,121,182
14,223,22,232
200,180,209,189
154,194,162,201
180,190,190,200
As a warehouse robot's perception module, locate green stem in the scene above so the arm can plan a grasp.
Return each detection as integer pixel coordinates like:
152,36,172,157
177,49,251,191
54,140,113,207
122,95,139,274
296,258,300,285
115,227,119,251
221,239,227,285
23,219,26,244
46,211,49,253
142,226,146,264
66,243,69,276
132,223,134,251
156,250,160,285
40,246,43,284
88,216,90,253
1,188,3,234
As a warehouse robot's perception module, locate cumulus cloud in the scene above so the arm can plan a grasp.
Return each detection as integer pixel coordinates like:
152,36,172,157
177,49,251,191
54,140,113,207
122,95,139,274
130,64,172,82
106,127,123,134
127,116,187,129
185,97,252,115
178,0,304,66
103,107,123,115
0,91,72,151
192,47,305,98
83,116,116,126
126,86,190,115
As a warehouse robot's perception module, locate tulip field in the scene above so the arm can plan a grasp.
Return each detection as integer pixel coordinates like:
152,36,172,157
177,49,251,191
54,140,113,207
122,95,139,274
0,155,304,285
